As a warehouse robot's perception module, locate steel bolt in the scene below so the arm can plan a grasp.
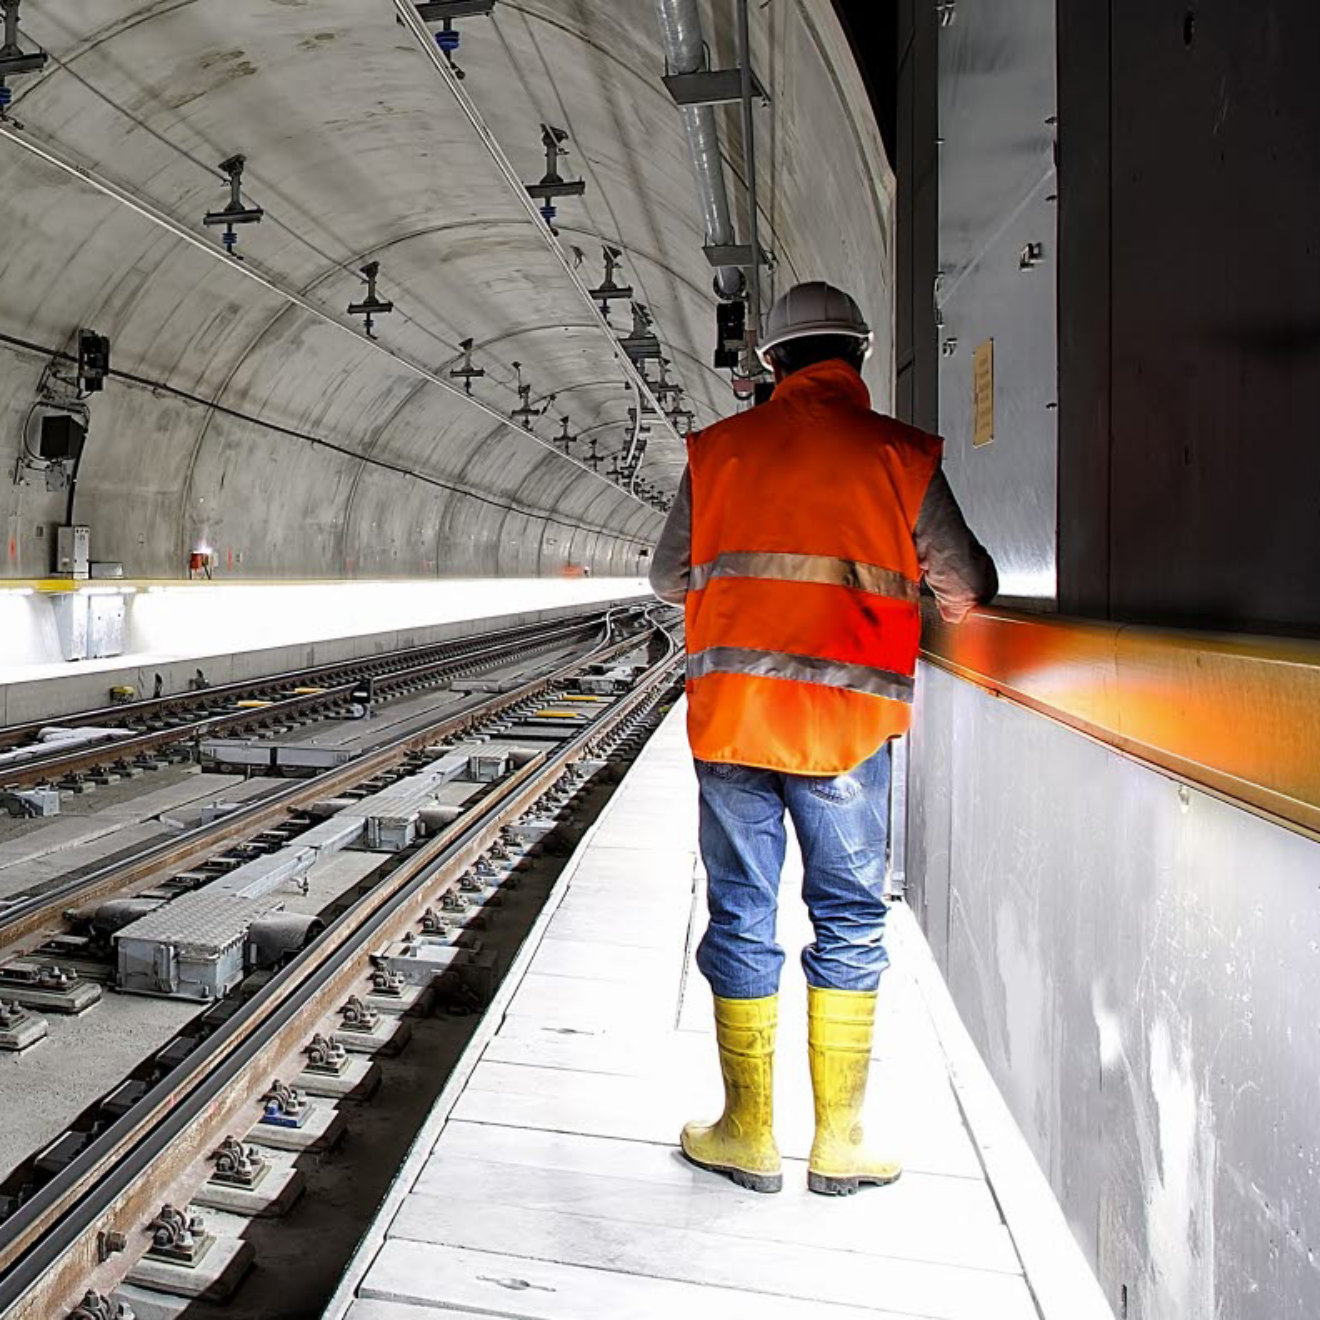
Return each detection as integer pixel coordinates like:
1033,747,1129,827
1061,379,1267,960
96,1228,128,1262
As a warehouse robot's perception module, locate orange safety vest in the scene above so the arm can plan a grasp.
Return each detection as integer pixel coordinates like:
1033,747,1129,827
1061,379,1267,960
685,360,941,776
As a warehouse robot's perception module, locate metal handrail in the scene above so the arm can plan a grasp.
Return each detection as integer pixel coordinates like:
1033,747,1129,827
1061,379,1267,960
921,605,1320,841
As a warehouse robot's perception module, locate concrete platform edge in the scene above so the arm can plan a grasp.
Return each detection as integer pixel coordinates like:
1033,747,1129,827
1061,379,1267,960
321,703,657,1320
897,907,1115,1320
0,590,648,726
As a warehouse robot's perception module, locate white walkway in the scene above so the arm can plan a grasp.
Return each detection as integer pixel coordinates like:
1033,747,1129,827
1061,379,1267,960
329,704,1109,1320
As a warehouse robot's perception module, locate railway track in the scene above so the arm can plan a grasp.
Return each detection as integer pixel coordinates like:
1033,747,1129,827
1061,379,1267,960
0,607,643,949
0,608,628,792
0,604,683,1319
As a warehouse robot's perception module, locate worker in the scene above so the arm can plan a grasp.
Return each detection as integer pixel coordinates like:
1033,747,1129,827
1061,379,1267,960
649,281,997,1196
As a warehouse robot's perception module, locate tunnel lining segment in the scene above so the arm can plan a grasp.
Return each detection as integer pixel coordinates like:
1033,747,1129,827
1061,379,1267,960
0,329,653,548
391,0,684,462
0,120,647,514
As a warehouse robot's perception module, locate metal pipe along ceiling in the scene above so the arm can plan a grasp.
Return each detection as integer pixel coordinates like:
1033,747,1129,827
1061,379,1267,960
653,0,745,301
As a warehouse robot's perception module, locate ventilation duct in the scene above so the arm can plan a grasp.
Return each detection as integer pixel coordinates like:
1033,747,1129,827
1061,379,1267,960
654,0,745,300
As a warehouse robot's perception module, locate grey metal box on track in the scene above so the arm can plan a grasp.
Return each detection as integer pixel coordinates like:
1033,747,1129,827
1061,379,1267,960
200,741,357,772
339,745,499,851
366,816,416,852
198,741,275,769
111,735,517,999
466,751,510,782
576,666,638,695
116,888,283,1000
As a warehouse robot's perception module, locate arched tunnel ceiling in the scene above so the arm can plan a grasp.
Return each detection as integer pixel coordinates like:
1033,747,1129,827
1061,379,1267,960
0,0,892,580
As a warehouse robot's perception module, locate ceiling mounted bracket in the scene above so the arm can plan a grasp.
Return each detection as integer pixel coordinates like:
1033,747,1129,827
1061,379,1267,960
703,242,771,271
588,246,634,321
651,359,682,405
203,154,264,257
347,261,394,339
415,0,496,18
509,361,554,429
663,67,769,109
414,0,495,81
524,124,586,234
449,337,486,393
666,404,695,435
627,406,654,432
619,303,662,364
0,0,46,114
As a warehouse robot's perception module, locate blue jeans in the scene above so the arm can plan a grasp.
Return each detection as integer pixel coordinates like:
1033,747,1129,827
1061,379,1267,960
694,744,892,999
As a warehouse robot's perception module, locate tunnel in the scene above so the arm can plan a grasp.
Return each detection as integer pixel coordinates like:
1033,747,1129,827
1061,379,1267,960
0,2,1316,1319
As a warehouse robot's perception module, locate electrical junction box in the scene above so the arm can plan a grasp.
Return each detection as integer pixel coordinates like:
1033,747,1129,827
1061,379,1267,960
55,525,90,578
715,300,747,370
86,592,126,660
116,889,282,1000
50,588,126,663
78,330,111,393
39,415,86,463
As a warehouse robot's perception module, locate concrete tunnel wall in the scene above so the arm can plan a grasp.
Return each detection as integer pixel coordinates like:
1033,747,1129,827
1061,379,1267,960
0,0,892,582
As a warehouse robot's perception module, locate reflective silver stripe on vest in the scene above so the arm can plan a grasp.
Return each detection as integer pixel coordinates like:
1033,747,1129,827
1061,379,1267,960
687,646,916,704
688,551,920,602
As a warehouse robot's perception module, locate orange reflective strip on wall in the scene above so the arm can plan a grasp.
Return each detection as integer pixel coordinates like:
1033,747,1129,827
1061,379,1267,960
921,605,1320,840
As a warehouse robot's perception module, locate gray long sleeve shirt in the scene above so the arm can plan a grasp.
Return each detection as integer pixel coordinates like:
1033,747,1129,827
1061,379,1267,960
648,464,997,624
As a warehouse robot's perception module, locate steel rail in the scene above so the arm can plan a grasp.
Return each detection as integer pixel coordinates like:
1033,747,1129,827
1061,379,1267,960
0,609,647,949
0,611,622,791
0,626,682,1317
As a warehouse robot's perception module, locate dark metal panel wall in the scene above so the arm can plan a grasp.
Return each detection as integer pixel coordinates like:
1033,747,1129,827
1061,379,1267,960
935,0,1059,601
1109,4,1320,632
1059,3,1320,633
913,663,1320,1320
893,0,939,433
1055,0,1112,619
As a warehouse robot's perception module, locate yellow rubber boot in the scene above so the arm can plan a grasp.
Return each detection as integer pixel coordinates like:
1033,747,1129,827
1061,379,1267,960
680,994,782,1193
807,986,902,1195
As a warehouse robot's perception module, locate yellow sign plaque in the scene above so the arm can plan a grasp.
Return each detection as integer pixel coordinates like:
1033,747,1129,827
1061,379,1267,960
973,339,995,448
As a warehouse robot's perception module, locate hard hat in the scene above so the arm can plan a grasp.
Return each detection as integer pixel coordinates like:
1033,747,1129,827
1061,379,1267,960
757,281,873,367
